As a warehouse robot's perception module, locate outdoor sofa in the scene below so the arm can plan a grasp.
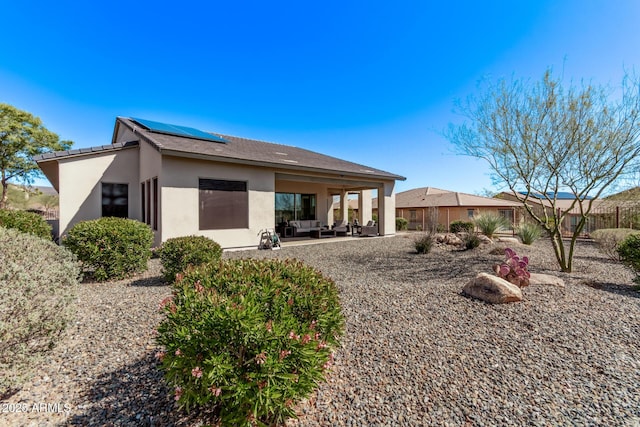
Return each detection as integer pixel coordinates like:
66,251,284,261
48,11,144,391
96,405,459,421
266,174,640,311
289,220,325,236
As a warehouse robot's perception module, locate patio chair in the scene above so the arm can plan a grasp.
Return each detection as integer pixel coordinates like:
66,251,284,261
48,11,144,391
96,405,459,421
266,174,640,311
332,220,349,236
360,220,378,237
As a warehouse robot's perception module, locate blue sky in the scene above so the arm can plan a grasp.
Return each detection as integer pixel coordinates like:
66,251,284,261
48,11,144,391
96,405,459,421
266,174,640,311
2,1,640,193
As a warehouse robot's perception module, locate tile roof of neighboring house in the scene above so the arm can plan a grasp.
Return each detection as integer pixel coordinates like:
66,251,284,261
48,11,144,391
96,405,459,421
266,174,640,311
499,190,597,212
395,187,521,208
34,117,405,182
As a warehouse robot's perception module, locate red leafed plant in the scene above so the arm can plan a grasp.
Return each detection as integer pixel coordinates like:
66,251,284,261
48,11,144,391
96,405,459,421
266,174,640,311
493,247,530,288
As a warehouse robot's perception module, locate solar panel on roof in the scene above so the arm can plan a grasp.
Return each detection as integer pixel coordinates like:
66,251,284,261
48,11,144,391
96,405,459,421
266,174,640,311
131,117,229,143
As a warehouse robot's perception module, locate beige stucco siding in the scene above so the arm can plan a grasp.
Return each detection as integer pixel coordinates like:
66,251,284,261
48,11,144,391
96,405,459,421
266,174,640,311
160,156,275,249
139,142,163,245
57,148,140,237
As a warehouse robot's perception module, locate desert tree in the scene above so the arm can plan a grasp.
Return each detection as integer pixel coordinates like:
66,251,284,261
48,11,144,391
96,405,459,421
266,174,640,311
446,69,640,272
0,103,71,208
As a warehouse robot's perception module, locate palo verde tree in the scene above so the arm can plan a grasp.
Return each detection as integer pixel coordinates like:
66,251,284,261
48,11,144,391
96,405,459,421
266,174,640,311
446,69,640,272
0,103,71,208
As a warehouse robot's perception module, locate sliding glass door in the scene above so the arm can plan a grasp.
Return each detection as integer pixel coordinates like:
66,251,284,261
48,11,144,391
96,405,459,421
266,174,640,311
275,193,316,224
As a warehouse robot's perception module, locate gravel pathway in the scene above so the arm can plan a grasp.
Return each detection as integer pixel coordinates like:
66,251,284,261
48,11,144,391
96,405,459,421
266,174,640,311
2,235,640,426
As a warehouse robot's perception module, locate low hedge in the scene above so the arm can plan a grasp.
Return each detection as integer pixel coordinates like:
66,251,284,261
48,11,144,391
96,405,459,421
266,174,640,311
0,208,52,240
0,227,81,396
159,235,223,283
450,220,474,233
63,217,153,281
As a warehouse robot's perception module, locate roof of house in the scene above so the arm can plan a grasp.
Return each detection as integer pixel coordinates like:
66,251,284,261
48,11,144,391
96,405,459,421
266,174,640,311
35,118,405,182
519,191,593,200
394,187,521,209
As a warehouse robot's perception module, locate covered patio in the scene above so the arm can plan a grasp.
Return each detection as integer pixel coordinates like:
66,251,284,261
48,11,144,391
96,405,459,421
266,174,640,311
274,172,396,241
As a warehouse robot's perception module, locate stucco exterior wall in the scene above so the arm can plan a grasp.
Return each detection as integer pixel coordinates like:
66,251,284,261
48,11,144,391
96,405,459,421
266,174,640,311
160,156,275,249
57,148,140,237
139,142,163,246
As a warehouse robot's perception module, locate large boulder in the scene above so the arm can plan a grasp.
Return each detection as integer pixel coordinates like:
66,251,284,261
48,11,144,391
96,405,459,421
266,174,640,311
529,273,565,287
463,272,523,304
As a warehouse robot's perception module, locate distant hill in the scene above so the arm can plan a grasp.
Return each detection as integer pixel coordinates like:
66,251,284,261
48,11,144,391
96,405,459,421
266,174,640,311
4,184,58,211
605,186,640,200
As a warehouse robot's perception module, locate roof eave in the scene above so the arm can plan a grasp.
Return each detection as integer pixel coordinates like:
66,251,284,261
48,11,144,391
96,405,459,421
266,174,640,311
160,148,405,181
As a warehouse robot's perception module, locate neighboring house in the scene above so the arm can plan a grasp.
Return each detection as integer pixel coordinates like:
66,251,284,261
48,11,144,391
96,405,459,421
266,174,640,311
34,117,405,249
388,187,522,231
496,191,599,235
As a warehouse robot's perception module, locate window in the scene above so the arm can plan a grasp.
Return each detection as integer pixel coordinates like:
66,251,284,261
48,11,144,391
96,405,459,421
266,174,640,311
199,179,248,230
409,210,417,222
152,177,158,231
141,182,146,221
145,179,151,225
275,192,316,224
467,209,475,219
102,183,128,218
498,209,514,229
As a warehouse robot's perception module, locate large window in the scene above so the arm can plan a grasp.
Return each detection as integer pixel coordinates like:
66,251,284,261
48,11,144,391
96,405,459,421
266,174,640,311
199,179,248,230
275,193,316,224
102,183,128,218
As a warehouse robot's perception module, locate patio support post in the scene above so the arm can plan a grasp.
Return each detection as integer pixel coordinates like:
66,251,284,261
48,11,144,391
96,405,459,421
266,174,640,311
326,193,334,226
378,181,396,236
340,190,349,222
360,189,373,224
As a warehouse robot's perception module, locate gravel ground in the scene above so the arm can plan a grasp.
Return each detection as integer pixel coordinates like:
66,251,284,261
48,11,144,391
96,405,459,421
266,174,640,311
2,235,640,426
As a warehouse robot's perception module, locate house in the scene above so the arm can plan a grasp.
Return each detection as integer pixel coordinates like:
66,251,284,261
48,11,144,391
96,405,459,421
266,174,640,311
34,117,405,249
496,191,598,235
390,187,522,231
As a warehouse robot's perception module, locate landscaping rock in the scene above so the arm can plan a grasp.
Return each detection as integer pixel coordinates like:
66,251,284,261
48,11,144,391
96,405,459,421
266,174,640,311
529,272,565,287
462,272,523,303
477,235,493,245
497,237,520,244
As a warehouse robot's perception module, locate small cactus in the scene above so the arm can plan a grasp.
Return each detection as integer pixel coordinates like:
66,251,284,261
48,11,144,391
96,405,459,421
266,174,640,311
493,247,530,288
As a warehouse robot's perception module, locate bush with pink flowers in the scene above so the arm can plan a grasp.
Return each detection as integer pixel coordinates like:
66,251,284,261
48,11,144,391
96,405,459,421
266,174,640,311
156,258,344,426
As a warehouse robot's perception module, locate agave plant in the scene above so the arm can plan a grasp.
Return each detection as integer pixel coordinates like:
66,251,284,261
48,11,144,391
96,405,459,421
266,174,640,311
493,247,530,287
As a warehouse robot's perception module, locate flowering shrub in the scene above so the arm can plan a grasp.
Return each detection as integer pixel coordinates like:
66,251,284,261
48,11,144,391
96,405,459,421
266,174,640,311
63,217,153,281
159,235,222,283
0,208,52,240
0,227,81,396
156,258,344,426
493,247,530,287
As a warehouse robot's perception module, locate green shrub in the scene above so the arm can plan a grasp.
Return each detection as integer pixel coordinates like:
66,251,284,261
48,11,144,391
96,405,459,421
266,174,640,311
396,217,408,231
450,220,474,233
156,259,345,426
462,233,481,250
592,228,640,261
0,227,81,396
617,234,640,282
473,214,509,238
159,235,223,283
0,208,52,239
414,233,434,254
63,217,153,281
517,222,543,245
